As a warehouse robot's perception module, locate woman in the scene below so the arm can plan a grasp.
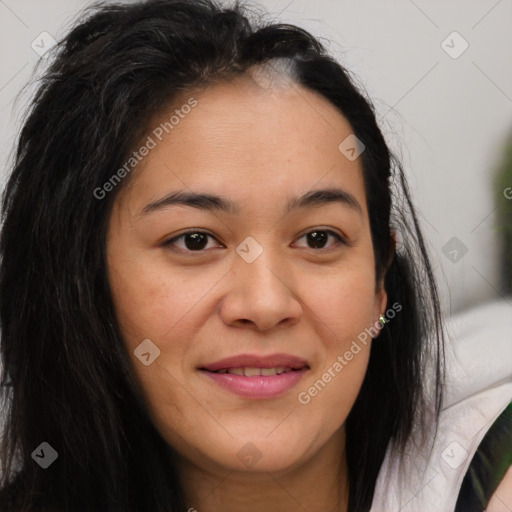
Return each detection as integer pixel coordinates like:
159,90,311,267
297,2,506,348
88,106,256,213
0,1,509,511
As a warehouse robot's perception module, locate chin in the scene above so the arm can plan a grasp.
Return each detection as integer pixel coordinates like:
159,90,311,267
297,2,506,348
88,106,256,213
212,435,314,474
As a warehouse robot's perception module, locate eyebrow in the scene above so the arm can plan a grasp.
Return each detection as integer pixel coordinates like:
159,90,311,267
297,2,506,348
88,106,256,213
139,187,363,218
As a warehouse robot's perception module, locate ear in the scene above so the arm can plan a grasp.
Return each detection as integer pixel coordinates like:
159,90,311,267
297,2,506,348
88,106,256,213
373,285,388,324
386,230,397,273
373,231,396,320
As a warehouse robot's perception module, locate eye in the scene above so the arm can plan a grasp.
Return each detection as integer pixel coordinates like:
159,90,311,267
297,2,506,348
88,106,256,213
293,229,345,251
162,230,223,252
162,228,345,254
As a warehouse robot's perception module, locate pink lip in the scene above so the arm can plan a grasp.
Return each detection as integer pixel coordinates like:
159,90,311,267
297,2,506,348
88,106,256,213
199,353,310,399
200,353,308,372
200,368,308,399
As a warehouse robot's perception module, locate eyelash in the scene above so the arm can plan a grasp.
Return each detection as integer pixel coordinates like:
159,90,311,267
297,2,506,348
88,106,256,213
162,228,346,254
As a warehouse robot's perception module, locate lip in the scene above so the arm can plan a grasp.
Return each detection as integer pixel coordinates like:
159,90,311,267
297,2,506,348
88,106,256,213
199,353,309,399
200,353,309,372
200,367,308,399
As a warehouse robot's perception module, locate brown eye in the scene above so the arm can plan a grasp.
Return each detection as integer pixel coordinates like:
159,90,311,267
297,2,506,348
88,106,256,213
306,231,328,248
163,231,222,252
294,229,344,250
182,233,208,251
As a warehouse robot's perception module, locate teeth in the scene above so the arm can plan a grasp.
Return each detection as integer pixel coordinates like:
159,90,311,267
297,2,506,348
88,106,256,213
214,366,294,376
244,367,262,377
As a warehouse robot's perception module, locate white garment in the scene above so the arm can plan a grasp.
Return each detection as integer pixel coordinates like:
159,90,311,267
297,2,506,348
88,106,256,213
370,299,512,512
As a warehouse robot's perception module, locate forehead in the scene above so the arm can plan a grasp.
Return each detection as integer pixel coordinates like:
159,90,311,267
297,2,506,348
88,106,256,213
118,75,368,220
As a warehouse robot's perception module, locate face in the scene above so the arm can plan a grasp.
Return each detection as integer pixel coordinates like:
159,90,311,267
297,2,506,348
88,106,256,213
106,73,387,477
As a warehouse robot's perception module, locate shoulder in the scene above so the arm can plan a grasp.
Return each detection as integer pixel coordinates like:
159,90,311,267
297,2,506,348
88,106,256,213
443,299,512,409
455,401,512,511
370,299,512,512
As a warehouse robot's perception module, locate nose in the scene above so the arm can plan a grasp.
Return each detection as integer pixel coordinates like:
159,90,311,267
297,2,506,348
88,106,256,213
219,242,302,332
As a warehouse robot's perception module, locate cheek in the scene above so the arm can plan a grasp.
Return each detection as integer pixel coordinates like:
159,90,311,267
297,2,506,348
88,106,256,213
301,260,378,341
110,269,203,442
295,262,377,418
108,251,214,348
107,254,218,414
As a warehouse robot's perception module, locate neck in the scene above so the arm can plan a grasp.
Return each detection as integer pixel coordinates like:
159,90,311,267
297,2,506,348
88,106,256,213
178,427,349,512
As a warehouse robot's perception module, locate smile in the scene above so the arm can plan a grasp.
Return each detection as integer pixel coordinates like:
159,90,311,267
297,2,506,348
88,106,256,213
212,366,296,376
200,366,308,399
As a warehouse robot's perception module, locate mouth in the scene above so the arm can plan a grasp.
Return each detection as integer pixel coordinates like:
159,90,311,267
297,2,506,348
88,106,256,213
208,366,302,376
199,353,309,372
198,353,310,399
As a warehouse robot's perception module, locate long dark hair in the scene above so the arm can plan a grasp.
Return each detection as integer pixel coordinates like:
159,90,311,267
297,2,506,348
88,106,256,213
0,1,445,510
